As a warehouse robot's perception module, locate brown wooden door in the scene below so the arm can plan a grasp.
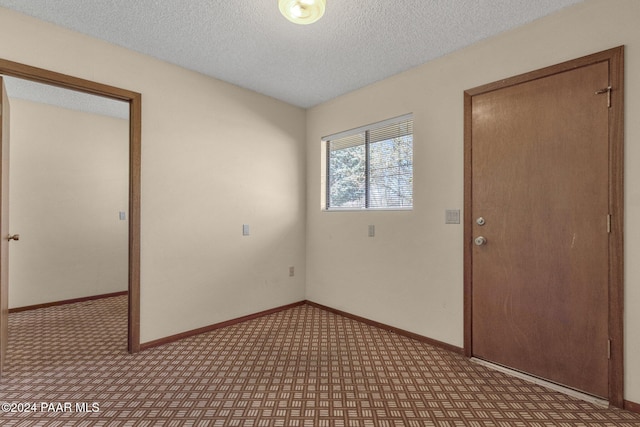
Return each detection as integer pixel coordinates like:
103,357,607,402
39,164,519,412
469,62,610,398
0,76,10,377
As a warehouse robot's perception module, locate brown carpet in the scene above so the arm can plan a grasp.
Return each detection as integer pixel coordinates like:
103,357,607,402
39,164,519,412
0,295,639,426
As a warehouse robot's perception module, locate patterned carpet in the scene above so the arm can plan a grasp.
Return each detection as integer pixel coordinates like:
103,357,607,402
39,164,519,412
0,296,639,426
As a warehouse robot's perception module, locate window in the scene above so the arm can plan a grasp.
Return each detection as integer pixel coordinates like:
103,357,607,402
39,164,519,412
324,114,413,210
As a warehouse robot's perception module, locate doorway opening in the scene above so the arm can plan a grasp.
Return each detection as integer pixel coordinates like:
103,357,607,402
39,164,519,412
0,58,141,355
5,75,129,352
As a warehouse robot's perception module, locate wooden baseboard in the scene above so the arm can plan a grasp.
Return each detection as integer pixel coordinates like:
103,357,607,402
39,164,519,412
305,300,464,355
141,299,461,356
625,399,640,414
140,300,306,351
9,291,128,313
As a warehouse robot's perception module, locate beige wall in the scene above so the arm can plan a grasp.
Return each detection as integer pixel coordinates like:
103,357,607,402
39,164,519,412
306,0,640,403
0,6,307,342
8,99,128,308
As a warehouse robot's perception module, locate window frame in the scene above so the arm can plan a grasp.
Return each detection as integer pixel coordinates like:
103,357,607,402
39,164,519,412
322,114,414,211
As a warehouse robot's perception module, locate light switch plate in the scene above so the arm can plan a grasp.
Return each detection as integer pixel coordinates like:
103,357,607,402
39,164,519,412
368,225,375,237
119,211,126,221
242,224,250,236
445,209,460,224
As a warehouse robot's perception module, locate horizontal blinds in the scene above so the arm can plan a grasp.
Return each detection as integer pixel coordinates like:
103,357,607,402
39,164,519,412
369,119,412,144
326,114,413,210
328,133,365,151
368,130,413,208
322,113,413,142
326,115,413,150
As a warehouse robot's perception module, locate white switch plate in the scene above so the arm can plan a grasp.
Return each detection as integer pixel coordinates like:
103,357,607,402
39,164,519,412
368,225,375,237
119,211,126,220
445,209,460,224
242,224,250,236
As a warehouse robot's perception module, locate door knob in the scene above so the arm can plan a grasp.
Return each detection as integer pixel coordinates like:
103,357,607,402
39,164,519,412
7,234,19,241
474,236,487,246
476,217,486,226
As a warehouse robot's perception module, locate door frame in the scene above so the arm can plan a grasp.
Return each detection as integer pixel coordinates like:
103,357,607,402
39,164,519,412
463,46,624,406
0,58,141,353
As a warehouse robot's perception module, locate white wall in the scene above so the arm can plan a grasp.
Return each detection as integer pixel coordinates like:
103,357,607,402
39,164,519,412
8,99,128,308
0,6,307,342
306,0,640,403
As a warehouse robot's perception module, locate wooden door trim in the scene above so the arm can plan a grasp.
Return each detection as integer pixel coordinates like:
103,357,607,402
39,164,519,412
463,46,624,407
0,58,141,353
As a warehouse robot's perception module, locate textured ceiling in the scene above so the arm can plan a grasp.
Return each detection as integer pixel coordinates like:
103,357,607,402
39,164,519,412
0,0,584,109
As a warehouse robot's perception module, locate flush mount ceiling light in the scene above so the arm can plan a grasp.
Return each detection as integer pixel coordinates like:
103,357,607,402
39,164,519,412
279,0,326,25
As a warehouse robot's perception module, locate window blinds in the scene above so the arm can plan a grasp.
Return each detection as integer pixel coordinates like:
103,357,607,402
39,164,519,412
325,114,413,210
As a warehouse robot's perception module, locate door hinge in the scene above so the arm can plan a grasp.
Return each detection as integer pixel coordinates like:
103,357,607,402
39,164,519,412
595,86,612,108
607,214,612,233
608,339,611,359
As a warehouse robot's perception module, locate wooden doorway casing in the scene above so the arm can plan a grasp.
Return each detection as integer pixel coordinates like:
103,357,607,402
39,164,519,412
463,47,624,406
0,58,141,354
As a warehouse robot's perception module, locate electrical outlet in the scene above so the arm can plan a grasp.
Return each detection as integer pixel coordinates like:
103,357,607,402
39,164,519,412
289,266,295,277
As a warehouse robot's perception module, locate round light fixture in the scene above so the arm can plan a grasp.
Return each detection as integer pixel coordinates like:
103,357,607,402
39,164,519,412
279,0,326,25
